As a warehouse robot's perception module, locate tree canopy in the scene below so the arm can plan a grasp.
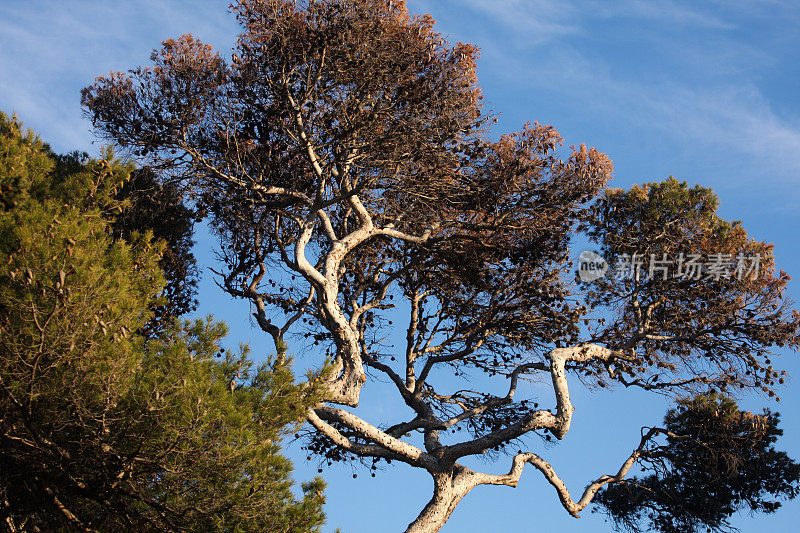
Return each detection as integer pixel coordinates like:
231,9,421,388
0,111,326,532
50,149,200,335
81,1,800,531
595,392,800,533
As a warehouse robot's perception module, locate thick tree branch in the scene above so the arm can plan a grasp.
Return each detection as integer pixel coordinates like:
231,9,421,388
475,428,659,518
310,405,438,470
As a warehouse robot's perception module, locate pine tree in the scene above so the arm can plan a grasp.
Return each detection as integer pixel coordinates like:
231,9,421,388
0,111,327,532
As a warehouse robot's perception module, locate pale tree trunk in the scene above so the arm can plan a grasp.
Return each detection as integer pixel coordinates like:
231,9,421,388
405,469,474,533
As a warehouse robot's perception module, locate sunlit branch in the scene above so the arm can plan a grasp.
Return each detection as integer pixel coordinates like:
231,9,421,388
476,428,660,518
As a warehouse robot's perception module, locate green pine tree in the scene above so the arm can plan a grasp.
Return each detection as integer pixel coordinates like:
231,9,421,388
0,111,327,532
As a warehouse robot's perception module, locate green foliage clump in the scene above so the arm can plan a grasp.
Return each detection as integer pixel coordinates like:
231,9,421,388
0,111,326,532
0,112,54,209
111,167,200,334
595,392,800,533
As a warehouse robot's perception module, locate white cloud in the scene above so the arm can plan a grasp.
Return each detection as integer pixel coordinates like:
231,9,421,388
0,0,237,154
586,0,736,30
411,0,800,191
450,0,736,42
459,0,579,41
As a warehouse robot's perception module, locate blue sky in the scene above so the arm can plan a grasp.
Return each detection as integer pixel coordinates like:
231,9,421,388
2,1,799,531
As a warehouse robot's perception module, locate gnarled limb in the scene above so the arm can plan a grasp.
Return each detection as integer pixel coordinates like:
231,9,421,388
475,427,659,518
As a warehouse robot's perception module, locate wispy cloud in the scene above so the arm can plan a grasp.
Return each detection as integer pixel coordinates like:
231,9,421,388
452,0,736,40
458,0,579,41
0,0,237,154
586,0,736,30
644,85,800,164
412,0,800,194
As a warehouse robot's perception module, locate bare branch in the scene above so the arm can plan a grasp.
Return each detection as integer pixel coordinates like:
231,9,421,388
475,428,660,518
